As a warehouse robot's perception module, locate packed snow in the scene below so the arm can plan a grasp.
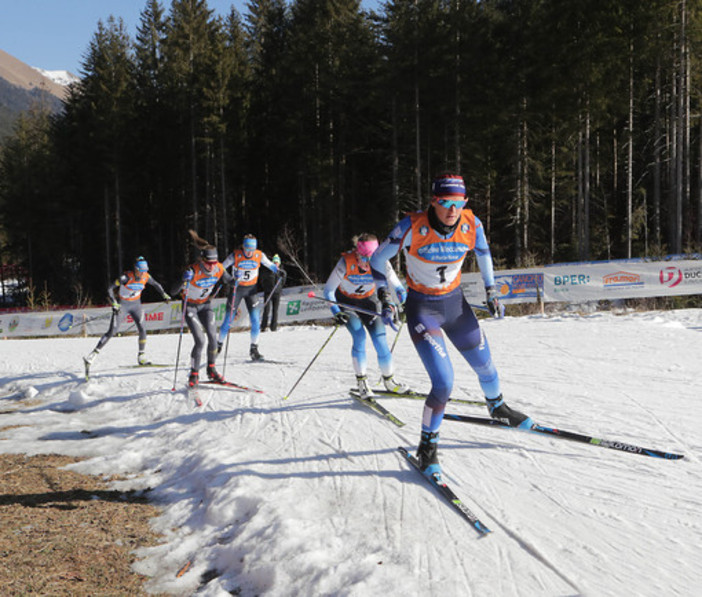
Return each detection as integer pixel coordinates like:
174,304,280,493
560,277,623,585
1,308,701,596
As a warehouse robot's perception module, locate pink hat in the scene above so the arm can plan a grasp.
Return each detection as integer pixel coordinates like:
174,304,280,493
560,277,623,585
356,239,379,257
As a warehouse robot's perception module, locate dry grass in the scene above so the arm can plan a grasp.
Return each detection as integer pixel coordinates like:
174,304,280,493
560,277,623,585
0,453,164,596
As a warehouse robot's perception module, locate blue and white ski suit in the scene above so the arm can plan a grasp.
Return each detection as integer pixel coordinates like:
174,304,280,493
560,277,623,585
323,251,404,378
370,208,500,433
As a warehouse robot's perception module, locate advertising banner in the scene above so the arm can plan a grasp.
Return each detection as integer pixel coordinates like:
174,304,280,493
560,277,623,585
1,259,699,339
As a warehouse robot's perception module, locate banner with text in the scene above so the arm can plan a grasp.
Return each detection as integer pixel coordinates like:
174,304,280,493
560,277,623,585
1,259,699,339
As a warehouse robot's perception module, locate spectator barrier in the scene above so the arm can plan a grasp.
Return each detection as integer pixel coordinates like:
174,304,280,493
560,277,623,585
1,256,700,339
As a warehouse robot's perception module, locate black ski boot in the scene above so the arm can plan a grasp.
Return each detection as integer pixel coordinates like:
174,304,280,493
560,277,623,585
250,343,263,361
207,363,225,383
486,395,534,429
416,431,441,478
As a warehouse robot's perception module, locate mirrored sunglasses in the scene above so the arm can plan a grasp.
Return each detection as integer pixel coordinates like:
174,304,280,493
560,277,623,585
436,197,467,209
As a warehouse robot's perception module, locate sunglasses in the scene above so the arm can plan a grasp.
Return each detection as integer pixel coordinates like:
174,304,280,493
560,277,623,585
436,197,467,209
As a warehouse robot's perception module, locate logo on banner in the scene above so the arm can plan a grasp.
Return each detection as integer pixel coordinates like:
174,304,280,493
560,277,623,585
603,271,643,289
495,273,544,299
58,313,73,332
554,273,591,287
659,267,682,288
287,300,301,315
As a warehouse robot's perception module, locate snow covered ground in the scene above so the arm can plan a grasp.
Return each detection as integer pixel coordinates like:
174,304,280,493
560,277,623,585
1,309,701,596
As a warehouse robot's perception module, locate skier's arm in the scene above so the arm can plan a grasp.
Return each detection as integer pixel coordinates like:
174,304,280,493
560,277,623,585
323,259,346,315
260,253,278,274
384,261,406,304
221,252,235,272
107,276,126,305
147,276,169,300
371,217,412,290
473,216,496,288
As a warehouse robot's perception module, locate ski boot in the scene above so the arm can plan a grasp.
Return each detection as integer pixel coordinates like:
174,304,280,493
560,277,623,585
83,349,99,366
250,343,263,361
138,352,151,366
356,375,375,399
206,363,225,384
188,370,199,388
383,374,410,394
416,430,441,478
486,395,534,429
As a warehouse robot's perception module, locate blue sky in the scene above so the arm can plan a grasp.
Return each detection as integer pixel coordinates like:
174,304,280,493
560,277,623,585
1,0,382,75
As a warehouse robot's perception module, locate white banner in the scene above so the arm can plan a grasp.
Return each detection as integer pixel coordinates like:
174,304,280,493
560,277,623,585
462,258,702,304
1,259,700,339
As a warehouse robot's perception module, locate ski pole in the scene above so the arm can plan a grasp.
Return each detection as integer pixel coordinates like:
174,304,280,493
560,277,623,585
390,319,404,353
282,324,340,401
68,310,113,330
221,278,240,377
306,292,381,318
261,275,283,312
171,294,188,391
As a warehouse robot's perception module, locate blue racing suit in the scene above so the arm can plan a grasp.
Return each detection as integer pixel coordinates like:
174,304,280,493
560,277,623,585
370,208,499,433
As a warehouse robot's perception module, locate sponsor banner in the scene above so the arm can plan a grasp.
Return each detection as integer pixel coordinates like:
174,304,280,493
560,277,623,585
1,259,700,338
461,271,545,304
542,260,702,302
0,287,332,338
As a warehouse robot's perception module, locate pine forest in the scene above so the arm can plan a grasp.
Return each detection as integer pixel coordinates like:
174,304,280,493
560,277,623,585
1,0,701,305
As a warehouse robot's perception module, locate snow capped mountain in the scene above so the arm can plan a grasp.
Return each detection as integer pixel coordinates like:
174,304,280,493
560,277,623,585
32,67,79,86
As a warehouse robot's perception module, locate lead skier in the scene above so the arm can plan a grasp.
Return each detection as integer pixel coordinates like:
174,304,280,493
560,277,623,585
370,174,533,477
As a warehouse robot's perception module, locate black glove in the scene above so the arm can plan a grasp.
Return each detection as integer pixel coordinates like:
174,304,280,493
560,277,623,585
334,311,350,325
485,286,504,319
378,287,399,331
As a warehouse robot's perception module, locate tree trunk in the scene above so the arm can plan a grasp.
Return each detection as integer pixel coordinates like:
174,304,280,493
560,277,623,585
115,171,123,274
627,42,634,259
104,186,111,284
550,127,555,262
413,0,421,206
653,54,662,248
521,100,529,261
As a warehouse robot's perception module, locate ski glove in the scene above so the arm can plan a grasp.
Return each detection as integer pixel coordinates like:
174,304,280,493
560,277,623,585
163,293,171,302
485,286,505,319
333,311,350,325
183,269,194,282
395,285,407,305
111,301,121,313
378,287,399,331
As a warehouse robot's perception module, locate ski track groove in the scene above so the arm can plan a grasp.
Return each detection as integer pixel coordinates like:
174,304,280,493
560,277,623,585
620,390,694,461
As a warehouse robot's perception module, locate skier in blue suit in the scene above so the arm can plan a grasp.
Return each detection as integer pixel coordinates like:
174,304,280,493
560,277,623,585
370,174,533,477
